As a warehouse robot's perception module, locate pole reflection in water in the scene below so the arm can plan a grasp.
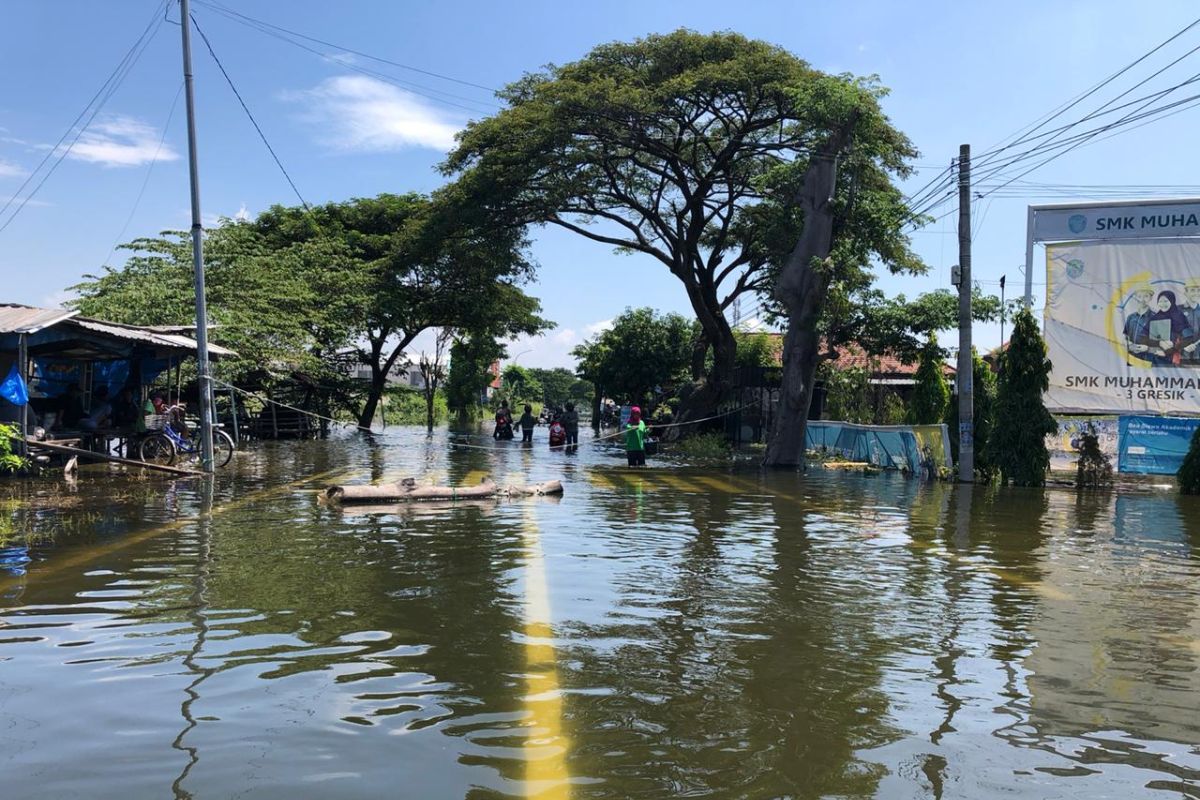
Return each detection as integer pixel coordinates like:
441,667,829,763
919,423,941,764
172,477,215,799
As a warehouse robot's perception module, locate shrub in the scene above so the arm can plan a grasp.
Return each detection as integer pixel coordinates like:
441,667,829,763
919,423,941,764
1178,425,1200,495
907,335,949,425
1075,423,1113,489
987,308,1057,487
0,423,28,474
673,431,732,461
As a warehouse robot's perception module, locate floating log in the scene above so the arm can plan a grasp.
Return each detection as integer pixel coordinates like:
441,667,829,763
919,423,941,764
325,477,563,504
24,438,204,477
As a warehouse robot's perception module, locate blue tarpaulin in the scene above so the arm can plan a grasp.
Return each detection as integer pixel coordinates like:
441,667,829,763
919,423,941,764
807,421,952,473
1117,415,1200,475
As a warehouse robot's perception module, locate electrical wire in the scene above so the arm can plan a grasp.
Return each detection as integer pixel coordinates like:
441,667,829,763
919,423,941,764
194,0,497,93
192,0,500,115
189,13,312,211
0,0,170,234
102,80,185,267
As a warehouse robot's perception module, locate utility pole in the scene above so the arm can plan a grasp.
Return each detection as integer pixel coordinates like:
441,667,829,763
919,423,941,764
956,144,973,482
179,0,214,472
999,274,1007,351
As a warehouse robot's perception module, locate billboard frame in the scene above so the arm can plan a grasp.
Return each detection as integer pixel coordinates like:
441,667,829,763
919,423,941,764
1023,197,1200,305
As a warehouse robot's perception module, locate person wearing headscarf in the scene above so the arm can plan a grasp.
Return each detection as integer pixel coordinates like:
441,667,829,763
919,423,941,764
1146,290,1191,366
624,405,647,467
1180,281,1200,364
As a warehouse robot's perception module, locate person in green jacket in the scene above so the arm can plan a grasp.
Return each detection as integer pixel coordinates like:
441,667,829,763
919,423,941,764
624,405,647,467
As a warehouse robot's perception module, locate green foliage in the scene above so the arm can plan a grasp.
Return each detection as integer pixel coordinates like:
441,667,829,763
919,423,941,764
380,388,447,426
446,335,504,417
945,349,998,481
528,367,583,406
907,336,949,425
572,308,693,405
499,365,542,407
1178,426,1200,494
0,423,28,474
72,193,549,429
1076,423,1113,489
987,308,1057,487
818,361,907,425
445,30,922,392
672,431,732,462
734,332,779,368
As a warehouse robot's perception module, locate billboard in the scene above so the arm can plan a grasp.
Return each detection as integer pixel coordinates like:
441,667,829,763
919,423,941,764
1043,238,1200,414
1117,415,1200,475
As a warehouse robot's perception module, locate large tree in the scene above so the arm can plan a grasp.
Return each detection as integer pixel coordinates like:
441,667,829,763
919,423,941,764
571,307,692,411
253,193,546,428
443,30,920,425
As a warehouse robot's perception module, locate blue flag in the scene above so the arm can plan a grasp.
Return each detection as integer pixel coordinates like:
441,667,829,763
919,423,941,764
0,363,29,406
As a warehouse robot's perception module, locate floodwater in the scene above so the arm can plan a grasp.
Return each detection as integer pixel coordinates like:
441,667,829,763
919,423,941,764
2,428,1200,800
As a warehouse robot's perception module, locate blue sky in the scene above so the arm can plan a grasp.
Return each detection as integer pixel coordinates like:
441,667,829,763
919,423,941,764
3,1,1200,367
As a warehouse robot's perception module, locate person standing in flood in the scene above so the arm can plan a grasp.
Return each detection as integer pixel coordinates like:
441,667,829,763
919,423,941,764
624,405,647,467
561,402,580,449
519,404,537,443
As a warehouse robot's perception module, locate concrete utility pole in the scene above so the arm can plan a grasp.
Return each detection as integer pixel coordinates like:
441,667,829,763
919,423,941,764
956,144,973,482
179,0,215,472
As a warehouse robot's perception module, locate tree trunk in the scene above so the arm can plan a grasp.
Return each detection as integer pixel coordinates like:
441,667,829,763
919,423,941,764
690,331,708,381
764,130,854,469
670,294,737,438
358,376,386,430
424,387,435,433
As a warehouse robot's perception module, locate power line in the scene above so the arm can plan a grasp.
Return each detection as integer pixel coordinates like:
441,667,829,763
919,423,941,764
974,14,1200,167
195,0,497,93
189,13,312,211
192,0,501,115
0,0,170,234
102,80,185,267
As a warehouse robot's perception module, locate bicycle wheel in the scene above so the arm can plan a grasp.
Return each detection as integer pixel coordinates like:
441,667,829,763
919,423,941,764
213,430,235,468
139,433,176,466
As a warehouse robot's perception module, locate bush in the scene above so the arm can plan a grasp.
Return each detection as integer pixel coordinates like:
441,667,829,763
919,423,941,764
987,308,1057,487
1178,426,1200,495
0,423,28,474
673,431,732,461
907,336,949,425
1075,423,1113,489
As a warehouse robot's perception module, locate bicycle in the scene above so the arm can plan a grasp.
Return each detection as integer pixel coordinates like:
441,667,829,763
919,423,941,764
139,405,235,468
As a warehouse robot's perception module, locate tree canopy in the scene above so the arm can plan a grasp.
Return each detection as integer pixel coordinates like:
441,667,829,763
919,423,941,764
72,193,548,429
443,30,922,414
572,307,693,407
987,308,1057,487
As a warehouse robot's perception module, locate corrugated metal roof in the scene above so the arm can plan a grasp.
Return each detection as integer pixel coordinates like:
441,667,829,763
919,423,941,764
70,317,237,357
0,303,77,334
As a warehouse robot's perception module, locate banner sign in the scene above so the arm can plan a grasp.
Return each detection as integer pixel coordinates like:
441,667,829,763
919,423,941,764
1033,202,1200,242
1117,415,1200,474
1044,239,1200,414
1046,416,1118,470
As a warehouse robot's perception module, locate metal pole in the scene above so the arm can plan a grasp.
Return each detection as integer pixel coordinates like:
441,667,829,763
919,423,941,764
1023,206,1035,307
17,333,28,457
956,144,974,482
179,0,214,472
999,275,1006,351
228,386,239,445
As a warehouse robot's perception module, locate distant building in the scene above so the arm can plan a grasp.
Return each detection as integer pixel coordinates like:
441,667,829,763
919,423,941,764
338,348,426,389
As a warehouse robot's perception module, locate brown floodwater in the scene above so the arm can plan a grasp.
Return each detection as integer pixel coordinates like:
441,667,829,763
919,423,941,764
2,428,1200,799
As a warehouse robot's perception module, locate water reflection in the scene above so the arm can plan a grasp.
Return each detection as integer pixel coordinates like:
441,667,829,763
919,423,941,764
1,433,1200,798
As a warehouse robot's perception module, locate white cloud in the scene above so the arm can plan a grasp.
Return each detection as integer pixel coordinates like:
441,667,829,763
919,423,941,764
64,116,179,168
0,158,25,178
285,75,463,152
552,327,576,345
234,202,250,222
40,289,77,309
585,319,613,336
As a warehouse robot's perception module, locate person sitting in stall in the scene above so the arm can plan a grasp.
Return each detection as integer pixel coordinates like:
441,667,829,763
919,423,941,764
112,386,143,432
79,386,112,432
58,384,86,430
